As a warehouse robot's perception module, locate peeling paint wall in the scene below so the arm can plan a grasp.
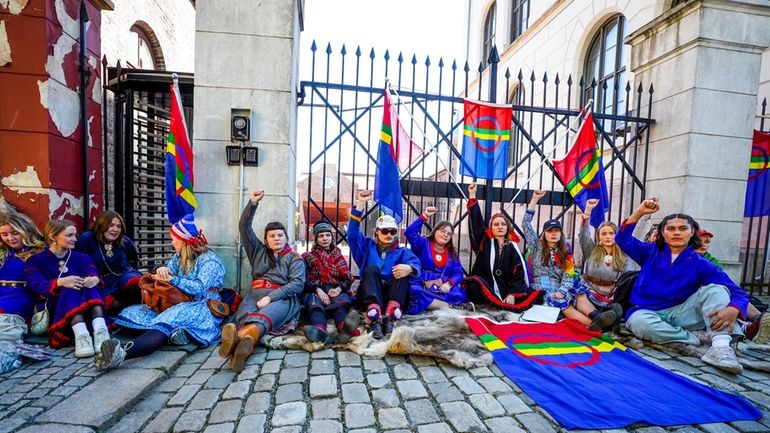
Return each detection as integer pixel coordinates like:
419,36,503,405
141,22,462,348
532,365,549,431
0,0,29,15
0,21,10,66
0,0,107,228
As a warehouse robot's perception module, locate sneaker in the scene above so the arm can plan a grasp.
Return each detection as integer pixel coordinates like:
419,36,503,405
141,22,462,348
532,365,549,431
701,346,743,375
74,333,95,358
588,310,617,331
337,310,361,344
609,303,623,323
451,302,476,312
92,328,110,354
94,339,127,371
218,323,238,359
370,320,384,340
170,329,190,346
303,325,335,345
746,313,770,344
382,316,394,335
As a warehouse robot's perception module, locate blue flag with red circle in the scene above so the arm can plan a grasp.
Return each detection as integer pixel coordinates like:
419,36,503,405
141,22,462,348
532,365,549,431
460,100,511,180
466,317,761,430
744,130,770,217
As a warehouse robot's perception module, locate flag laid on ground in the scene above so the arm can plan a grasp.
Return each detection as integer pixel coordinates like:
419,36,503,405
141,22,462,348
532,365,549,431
552,112,608,228
374,90,421,223
459,99,511,180
466,317,761,430
744,130,770,217
165,80,197,224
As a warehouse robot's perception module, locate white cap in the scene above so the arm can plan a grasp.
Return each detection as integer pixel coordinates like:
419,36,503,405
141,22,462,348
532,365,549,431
376,215,398,230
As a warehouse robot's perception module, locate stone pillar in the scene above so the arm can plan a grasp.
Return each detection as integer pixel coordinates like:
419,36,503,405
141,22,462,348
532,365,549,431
0,0,112,228
194,0,301,289
626,0,770,280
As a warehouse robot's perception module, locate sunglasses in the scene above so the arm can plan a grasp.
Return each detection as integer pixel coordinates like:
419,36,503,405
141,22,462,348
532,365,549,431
378,228,398,235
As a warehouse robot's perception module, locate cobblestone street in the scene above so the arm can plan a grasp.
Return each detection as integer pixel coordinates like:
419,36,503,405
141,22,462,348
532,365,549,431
1,332,769,433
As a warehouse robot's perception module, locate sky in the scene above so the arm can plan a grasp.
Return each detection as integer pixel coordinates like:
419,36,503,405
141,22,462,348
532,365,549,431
297,0,470,183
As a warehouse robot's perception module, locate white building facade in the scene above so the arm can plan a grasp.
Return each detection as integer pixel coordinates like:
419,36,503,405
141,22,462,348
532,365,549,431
464,0,770,282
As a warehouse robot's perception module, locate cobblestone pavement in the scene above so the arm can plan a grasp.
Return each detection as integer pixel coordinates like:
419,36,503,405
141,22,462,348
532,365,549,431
1,335,770,433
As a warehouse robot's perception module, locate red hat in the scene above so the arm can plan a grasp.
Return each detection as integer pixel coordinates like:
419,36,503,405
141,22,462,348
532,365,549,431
697,229,714,239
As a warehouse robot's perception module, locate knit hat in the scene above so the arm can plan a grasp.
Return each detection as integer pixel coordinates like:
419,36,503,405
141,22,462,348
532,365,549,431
313,222,333,237
170,214,207,246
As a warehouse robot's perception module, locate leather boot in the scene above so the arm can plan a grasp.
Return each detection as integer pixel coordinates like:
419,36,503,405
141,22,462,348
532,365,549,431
231,324,259,373
218,323,238,359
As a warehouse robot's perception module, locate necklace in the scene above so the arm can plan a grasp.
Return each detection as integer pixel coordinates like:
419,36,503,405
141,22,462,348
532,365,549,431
603,254,613,266
57,250,71,273
104,243,114,258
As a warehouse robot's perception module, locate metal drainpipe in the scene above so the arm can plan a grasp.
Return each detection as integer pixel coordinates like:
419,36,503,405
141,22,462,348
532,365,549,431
79,0,91,228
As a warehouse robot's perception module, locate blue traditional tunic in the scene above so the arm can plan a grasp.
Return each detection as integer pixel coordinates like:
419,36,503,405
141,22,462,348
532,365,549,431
74,231,142,299
404,216,466,314
115,250,225,346
24,249,104,348
0,248,41,321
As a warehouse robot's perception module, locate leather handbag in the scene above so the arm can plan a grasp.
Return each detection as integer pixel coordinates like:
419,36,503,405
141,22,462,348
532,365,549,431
139,274,192,313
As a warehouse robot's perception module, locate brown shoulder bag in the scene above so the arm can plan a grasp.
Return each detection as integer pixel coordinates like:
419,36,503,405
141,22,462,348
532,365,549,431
139,274,192,313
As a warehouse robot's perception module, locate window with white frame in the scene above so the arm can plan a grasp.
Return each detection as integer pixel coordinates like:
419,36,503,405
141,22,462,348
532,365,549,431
510,0,529,43
482,2,497,68
582,15,629,122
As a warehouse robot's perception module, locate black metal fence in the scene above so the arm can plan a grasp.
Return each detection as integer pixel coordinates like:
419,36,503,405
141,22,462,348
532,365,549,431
104,65,193,268
297,43,655,273
742,97,769,296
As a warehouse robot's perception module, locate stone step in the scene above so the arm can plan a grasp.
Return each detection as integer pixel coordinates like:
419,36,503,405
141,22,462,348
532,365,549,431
33,349,187,430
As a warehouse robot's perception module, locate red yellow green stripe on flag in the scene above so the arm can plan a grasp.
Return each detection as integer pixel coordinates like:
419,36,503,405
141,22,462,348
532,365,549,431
465,316,761,429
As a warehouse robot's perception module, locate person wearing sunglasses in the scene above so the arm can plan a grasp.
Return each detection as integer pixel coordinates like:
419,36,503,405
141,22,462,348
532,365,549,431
348,191,421,339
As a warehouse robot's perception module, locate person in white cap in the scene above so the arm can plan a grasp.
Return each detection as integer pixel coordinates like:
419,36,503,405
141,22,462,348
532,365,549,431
348,191,421,339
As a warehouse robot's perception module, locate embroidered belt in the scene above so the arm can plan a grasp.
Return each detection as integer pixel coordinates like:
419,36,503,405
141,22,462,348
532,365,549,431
252,279,282,290
0,280,26,288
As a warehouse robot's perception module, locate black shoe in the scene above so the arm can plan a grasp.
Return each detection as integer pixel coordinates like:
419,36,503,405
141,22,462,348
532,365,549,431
337,310,361,344
450,302,476,312
370,320,384,340
303,325,335,345
610,303,623,324
589,310,617,331
382,316,395,335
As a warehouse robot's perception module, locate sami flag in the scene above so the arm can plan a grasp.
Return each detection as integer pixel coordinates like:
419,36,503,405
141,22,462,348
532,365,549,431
744,130,770,217
374,90,421,223
466,317,761,430
552,112,608,228
460,99,511,180
165,81,197,224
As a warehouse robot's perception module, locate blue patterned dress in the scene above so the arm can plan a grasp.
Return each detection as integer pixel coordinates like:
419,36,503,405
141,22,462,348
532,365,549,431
115,251,225,346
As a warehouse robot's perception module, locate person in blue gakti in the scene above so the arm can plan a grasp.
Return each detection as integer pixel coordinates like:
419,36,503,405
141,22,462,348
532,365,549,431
75,210,142,316
616,197,750,375
348,190,421,340
404,205,474,314
94,214,226,370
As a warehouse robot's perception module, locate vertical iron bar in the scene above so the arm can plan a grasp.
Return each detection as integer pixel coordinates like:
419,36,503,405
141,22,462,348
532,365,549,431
485,45,499,221
305,41,317,248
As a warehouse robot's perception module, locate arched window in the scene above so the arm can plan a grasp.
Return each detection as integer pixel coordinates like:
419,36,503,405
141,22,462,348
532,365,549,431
124,23,165,70
482,2,497,68
510,0,529,43
582,15,629,120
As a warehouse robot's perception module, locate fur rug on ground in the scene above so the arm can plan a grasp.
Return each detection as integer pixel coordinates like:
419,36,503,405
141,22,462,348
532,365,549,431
261,308,522,368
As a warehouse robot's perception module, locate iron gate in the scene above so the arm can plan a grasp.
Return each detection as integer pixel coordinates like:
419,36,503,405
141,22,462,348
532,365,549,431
105,66,194,268
297,43,655,274
741,97,770,296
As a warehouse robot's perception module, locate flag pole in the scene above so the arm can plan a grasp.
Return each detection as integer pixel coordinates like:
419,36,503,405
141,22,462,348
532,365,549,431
385,80,469,201
501,99,594,214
